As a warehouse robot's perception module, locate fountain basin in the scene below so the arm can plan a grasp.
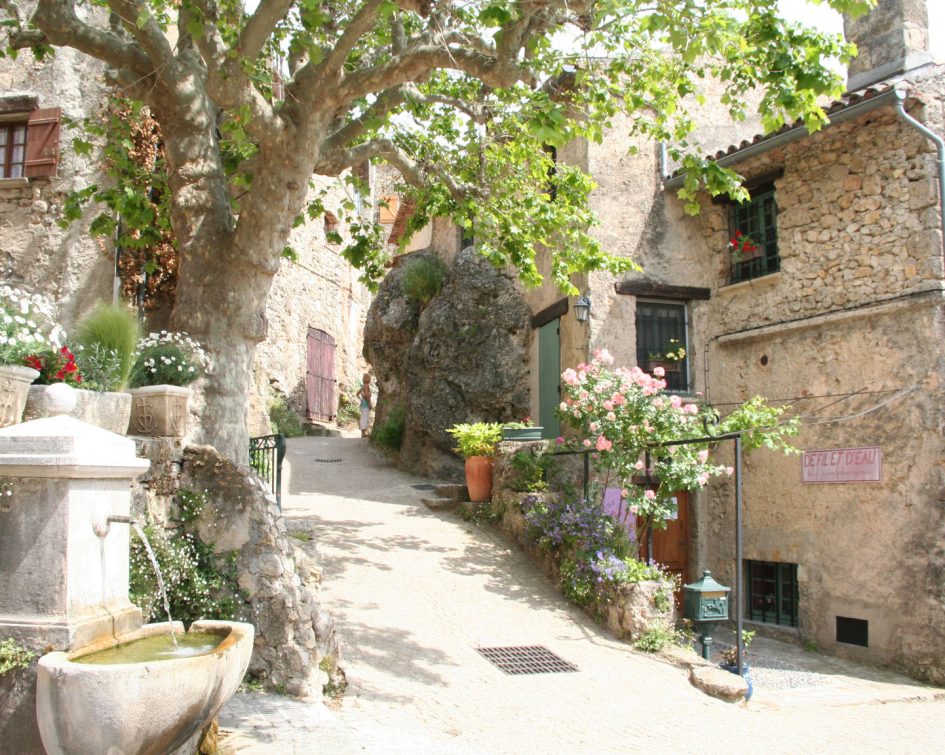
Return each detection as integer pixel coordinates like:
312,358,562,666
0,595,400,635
36,620,254,755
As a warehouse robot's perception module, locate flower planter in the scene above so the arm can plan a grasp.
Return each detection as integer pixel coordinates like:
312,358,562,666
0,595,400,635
23,386,132,434
501,426,544,442
0,365,39,428
465,455,494,503
642,359,681,374
128,385,192,437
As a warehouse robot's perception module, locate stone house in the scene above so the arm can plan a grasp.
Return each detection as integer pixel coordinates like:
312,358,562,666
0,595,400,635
523,0,945,682
0,48,372,439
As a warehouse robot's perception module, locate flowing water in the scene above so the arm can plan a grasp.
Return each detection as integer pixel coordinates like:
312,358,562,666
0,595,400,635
131,522,177,646
74,632,221,665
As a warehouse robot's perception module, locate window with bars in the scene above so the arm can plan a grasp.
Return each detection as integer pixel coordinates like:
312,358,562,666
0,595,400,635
745,560,799,627
635,300,689,393
730,187,779,283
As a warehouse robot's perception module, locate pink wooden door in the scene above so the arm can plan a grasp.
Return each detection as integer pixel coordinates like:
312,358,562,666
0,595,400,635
306,328,336,421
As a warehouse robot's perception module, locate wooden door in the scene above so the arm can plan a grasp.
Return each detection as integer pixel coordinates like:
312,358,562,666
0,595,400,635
641,491,690,608
538,318,561,439
305,328,336,421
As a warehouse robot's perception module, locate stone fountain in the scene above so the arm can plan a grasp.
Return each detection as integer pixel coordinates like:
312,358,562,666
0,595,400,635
0,384,253,753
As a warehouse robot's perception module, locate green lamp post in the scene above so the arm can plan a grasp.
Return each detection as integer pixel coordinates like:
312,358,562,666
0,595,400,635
684,570,731,660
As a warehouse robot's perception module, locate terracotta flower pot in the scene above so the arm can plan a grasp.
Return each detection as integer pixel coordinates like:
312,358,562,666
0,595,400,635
0,365,39,428
465,455,494,503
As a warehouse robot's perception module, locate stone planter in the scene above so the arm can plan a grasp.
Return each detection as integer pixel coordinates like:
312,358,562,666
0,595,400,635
501,426,543,441
128,385,192,437
24,386,132,435
0,365,39,428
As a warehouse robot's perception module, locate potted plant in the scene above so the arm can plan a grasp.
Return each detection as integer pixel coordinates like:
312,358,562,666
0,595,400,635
729,231,761,262
128,332,209,437
501,417,543,442
642,339,686,374
0,286,63,427
720,628,755,700
23,303,143,434
446,422,502,502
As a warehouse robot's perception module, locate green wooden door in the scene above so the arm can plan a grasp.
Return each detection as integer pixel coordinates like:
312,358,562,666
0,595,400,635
538,318,561,439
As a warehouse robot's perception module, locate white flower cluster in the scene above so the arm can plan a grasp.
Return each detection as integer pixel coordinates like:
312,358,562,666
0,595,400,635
138,331,211,371
0,286,63,364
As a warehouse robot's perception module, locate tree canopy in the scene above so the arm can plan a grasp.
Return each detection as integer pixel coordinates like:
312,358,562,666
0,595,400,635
7,0,873,290
1,0,875,461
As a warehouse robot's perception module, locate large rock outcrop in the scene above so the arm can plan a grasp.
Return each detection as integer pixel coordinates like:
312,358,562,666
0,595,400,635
364,248,532,479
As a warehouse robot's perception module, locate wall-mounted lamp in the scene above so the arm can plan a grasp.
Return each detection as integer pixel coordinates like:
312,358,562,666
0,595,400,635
574,293,591,323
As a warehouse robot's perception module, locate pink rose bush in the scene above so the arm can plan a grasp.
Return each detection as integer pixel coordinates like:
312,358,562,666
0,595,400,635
556,352,736,549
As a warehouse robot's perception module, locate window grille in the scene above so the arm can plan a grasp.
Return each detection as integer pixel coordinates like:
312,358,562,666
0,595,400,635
730,188,779,283
635,300,689,392
745,560,799,627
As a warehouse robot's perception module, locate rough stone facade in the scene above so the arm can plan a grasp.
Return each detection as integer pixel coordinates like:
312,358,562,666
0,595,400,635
131,439,339,698
364,247,531,479
524,21,945,681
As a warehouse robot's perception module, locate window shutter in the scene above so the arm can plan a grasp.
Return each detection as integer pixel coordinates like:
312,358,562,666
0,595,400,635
24,107,61,178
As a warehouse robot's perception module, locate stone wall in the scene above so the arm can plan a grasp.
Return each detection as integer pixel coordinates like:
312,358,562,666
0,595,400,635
132,438,339,697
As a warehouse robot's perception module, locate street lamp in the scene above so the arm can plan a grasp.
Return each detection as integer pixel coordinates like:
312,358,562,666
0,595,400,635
574,293,591,323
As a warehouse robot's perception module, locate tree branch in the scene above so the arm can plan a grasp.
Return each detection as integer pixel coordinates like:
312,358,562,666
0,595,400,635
14,0,152,75
237,0,294,62
104,0,176,81
321,85,408,155
316,137,472,200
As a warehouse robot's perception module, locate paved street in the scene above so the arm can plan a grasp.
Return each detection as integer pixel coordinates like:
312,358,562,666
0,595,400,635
220,436,945,754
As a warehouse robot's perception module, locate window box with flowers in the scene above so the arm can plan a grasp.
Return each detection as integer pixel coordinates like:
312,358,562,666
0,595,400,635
127,332,209,437
642,339,686,374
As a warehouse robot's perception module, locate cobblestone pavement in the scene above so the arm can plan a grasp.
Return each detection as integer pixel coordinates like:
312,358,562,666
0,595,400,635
219,436,945,754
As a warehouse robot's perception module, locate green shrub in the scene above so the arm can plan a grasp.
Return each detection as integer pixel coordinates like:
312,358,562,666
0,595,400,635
372,404,405,451
74,303,140,390
269,395,306,437
400,256,445,304
336,382,362,428
0,638,34,675
129,506,243,625
509,450,549,492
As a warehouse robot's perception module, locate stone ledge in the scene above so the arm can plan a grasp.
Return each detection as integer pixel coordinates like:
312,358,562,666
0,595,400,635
690,665,748,703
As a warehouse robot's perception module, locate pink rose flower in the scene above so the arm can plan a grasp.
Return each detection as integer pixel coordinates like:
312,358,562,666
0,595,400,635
653,366,665,377
644,489,656,500
697,449,709,463
595,435,612,452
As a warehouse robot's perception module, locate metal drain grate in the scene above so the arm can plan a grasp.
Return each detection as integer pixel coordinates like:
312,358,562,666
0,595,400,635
313,458,343,463
411,484,435,491
476,646,578,675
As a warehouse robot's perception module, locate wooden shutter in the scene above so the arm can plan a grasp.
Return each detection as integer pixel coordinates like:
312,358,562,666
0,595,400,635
24,107,61,178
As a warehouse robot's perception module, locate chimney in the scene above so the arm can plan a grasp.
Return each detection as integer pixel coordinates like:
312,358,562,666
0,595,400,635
844,0,932,90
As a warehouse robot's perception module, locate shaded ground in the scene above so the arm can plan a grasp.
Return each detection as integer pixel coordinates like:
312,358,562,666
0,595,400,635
220,436,945,753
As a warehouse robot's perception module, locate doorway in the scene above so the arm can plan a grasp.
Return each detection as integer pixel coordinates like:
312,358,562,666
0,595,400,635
538,318,561,439
640,490,690,607
306,328,336,421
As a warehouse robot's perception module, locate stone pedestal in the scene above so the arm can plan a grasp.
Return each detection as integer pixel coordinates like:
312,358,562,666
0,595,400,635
129,385,191,437
0,414,149,752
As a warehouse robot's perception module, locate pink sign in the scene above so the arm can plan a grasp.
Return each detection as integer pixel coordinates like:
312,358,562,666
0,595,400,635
802,446,882,484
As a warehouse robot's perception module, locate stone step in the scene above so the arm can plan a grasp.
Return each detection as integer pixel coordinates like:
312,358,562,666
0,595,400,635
422,497,459,512
304,421,341,437
432,483,469,501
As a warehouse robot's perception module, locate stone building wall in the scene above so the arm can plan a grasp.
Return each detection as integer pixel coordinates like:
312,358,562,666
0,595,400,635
556,60,945,681
248,175,373,435
0,47,115,331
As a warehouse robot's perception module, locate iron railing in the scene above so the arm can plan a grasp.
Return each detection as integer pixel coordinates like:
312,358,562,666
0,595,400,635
249,433,287,510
